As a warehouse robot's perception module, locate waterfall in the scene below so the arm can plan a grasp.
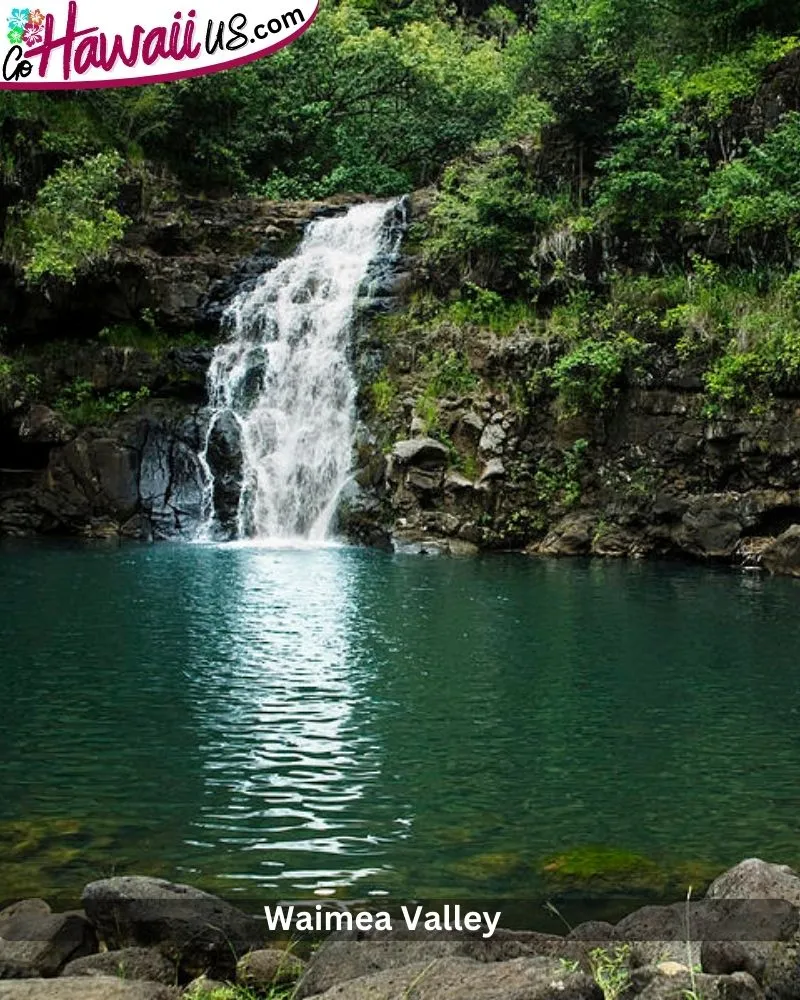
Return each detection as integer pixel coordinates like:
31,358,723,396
198,199,404,543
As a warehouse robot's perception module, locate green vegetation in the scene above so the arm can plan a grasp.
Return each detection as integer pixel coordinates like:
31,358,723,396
2,0,800,413
548,337,640,416
0,355,41,411
371,376,397,415
534,439,588,509
589,945,632,1000
98,322,211,355
54,379,151,427
4,152,127,283
184,986,293,1000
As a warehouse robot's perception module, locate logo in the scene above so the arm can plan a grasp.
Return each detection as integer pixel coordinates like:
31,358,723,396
1,0,318,89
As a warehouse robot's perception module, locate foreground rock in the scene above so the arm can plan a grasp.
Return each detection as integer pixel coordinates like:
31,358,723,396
294,929,589,998
303,955,601,1000
61,947,176,984
702,859,800,985
0,979,177,1000
633,967,762,1000
0,902,96,979
236,948,306,989
81,877,263,981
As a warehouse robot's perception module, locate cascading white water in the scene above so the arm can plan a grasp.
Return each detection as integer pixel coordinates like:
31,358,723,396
198,200,403,543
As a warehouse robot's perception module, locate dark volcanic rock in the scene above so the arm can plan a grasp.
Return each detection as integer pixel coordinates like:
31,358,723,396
61,947,176,985
0,981,178,1000
762,526,800,577
203,410,242,537
390,438,449,467
634,968,762,1000
0,904,97,979
301,955,601,1000
81,877,263,982
236,949,306,989
706,859,800,906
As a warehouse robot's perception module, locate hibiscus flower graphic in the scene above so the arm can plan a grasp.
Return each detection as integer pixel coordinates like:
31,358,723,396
7,25,24,44
27,7,44,25
6,7,30,31
23,20,41,44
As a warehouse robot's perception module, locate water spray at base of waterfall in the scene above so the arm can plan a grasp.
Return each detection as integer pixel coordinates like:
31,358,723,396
197,199,405,544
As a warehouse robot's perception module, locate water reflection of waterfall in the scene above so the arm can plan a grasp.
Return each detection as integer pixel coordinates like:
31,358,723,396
198,201,404,542
186,547,394,894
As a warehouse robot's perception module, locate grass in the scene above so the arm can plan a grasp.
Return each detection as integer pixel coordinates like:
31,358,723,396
98,321,212,356
188,987,294,1000
54,378,151,427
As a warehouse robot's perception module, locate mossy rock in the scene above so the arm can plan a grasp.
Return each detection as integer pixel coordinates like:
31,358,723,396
669,859,725,893
448,851,527,882
540,845,668,896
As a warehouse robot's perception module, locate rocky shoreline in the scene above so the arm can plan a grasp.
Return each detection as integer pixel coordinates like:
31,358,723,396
2,192,800,575
1,859,800,998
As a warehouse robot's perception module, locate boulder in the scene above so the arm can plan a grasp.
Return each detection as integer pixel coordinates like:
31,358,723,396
537,513,596,556
761,931,800,1000
17,406,73,446
89,439,140,518
477,459,505,486
478,423,506,456
701,858,800,983
568,921,620,944
81,877,263,982
703,940,777,982
0,905,96,979
677,498,742,558
0,978,178,999
615,903,699,968
461,929,588,967
390,438,449,467
302,956,600,1000
406,468,444,492
62,947,176,985
762,526,800,577
204,411,243,537
236,948,305,989
295,938,462,998
706,859,800,905
296,930,589,998
633,968,762,1000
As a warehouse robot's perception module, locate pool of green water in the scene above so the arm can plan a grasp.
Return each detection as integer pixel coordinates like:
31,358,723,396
1,541,799,909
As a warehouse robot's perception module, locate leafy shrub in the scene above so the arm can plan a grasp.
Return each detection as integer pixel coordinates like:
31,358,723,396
534,438,589,509
423,152,569,290
0,355,41,411
421,349,478,396
447,283,539,335
371,377,396,415
548,337,640,415
702,111,800,252
4,152,128,283
595,109,707,237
